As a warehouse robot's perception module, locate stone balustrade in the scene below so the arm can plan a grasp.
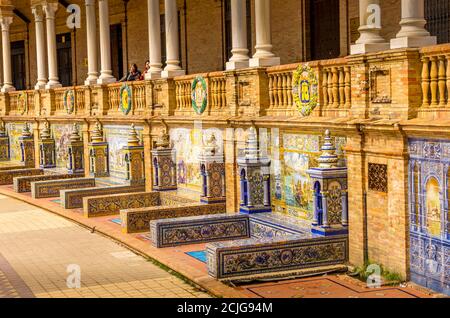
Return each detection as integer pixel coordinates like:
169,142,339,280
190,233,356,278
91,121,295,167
2,44,450,121
419,44,450,119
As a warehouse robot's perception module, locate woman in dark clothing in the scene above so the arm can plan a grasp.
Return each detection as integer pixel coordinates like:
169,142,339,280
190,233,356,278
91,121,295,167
119,64,142,82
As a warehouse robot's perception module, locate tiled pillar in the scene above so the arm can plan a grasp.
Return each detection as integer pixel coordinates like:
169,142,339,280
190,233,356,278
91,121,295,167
390,0,436,49
32,5,47,89
161,0,185,78
249,0,280,67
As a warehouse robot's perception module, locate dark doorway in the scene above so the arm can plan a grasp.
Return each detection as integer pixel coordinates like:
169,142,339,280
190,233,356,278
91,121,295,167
110,24,124,80
11,41,26,90
310,0,341,60
224,0,252,63
57,33,72,87
425,0,450,44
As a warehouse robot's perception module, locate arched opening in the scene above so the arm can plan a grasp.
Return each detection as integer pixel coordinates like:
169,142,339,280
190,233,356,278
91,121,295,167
314,181,323,225
240,169,248,206
201,164,207,197
426,177,441,237
414,163,420,229
153,157,159,186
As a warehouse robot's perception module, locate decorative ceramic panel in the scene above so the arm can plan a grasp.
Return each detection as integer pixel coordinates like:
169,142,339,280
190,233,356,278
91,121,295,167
6,123,25,162
170,127,223,192
104,125,143,180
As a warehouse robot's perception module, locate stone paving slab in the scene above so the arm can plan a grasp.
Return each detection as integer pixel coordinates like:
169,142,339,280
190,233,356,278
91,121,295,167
0,193,210,298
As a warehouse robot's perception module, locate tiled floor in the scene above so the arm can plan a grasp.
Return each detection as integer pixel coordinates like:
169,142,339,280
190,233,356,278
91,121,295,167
0,195,210,298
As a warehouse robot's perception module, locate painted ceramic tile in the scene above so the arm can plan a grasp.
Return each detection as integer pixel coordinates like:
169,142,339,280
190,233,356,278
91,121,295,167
104,125,143,180
52,124,72,168
170,127,223,192
6,122,25,162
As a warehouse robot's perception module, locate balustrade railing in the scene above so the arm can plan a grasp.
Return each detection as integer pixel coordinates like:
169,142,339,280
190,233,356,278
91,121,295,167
420,44,450,108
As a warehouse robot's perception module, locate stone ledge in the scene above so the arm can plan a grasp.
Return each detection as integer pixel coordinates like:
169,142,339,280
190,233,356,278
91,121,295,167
0,169,43,186
31,178,96,199
120,202,226,234
83,191,160,218
150,214,250,248
61,185,145,209
13,173,81,193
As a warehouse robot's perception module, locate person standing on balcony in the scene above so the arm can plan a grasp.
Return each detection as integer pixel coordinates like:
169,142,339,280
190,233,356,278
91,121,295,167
119,64,142,82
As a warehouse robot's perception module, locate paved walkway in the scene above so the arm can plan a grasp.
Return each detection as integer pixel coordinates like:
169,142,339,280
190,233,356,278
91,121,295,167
0,195,209,298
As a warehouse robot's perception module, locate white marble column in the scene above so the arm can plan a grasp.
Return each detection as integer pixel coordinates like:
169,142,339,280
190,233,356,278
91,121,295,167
0,16,14,92
32,6,48,90
226,0,249,70
97,0,116,84
249,0,280,67
85,0,99,85
162,0,185,78
43,2,61,88
146,0,162,79
350,0,389,55
391,0,436,49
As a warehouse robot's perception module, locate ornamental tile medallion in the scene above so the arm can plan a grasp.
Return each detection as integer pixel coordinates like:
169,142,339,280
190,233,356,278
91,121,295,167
192,76,208,115
63,89,75,114
17,92,28,115
120,84,133,115
292,64,318,117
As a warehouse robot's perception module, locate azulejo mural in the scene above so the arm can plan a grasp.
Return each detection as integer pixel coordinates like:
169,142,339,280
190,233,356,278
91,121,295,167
6,122,26,162
104,125,143,181
63,89,75,115
292,64,319,117
120,84,132,115
408,138,450,296
17,92,28,115
52,124,72,168
170,127,223,192
191,76,208,115
268,131,346,220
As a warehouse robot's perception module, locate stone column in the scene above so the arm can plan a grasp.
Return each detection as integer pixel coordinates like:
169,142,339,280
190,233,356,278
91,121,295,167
226,0,249,70
85,0,99,85
341,191,348,226
146,0,162,79
0,16,14,92
249,0,280,67
43,2,61,88
32,6,47,89
162,0,185,78
97,0,116,84
321,193,329,228
391,0,436,49
350,0,389,55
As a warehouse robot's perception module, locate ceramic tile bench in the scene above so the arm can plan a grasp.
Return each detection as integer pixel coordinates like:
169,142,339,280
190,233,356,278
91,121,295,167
60,185,145,209
13,174,81,193
206,235,349,279
31,178,96,199
83,191,161,218
150,214,251,248
120,201,226,234
0,169,43,185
